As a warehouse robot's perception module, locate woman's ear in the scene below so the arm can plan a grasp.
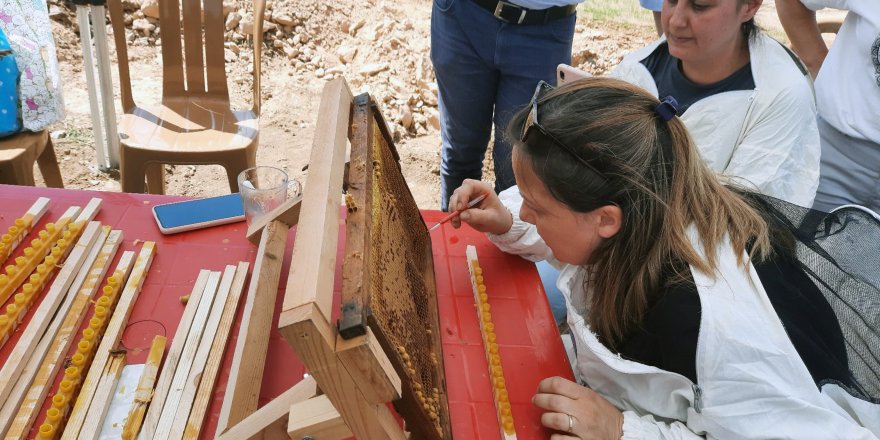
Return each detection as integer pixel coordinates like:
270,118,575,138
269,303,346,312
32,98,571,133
740,0,762,21
596,205,622,239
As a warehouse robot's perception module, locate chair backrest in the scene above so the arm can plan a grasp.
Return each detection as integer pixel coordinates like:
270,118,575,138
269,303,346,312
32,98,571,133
108,0,265,113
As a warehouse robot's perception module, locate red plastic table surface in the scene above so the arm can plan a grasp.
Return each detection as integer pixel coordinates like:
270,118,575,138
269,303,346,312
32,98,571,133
0,184,573,440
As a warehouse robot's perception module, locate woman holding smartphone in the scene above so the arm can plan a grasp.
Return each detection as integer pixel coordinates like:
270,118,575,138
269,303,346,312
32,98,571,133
611,0,820,208
449,77,878,439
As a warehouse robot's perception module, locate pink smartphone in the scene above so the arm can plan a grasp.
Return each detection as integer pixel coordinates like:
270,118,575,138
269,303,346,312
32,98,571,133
556,63,591,86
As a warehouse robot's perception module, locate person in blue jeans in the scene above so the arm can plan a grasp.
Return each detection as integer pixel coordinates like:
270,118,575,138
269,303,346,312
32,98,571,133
431,0,579,212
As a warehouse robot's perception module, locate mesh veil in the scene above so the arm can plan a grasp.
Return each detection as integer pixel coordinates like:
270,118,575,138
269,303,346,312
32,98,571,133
755,195,880,403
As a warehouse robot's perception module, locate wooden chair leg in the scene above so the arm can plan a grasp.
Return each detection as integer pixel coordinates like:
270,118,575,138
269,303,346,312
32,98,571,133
145,163,166,195
225,150,257,193
36,137,64,188
121,159,147,193
0,161,29,185
11,156,36,186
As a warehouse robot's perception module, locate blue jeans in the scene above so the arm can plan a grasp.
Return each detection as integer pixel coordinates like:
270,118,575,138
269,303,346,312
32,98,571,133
536,260,567,327
431,0,576,210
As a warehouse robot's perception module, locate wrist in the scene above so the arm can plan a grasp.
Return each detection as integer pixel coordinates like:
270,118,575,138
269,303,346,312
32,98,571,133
494,208,514,235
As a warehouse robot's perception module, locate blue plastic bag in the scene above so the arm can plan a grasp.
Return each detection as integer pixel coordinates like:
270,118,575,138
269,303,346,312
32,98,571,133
0,27,20,137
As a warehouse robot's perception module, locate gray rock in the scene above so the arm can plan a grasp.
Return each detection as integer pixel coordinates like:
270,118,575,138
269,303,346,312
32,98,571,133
225,12,241,31
337,45,357,64
358,63,388,76
140,0,159,19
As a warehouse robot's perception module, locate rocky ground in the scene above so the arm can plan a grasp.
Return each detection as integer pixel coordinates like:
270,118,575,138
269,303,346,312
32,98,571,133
41,0,821,209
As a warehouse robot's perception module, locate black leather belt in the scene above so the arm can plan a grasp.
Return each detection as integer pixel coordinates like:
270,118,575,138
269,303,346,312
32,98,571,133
471,0,577,25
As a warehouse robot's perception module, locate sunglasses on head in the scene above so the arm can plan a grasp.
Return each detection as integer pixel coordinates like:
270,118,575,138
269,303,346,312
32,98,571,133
520,81,609,183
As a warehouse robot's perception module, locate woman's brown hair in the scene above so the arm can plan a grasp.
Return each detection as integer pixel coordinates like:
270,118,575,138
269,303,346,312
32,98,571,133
509,77,771,350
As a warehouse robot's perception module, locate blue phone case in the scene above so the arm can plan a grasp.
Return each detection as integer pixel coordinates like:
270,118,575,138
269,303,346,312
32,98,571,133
152,193,245,234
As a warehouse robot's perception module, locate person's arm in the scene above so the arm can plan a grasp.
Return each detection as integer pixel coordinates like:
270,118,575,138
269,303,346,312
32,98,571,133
776,0,828,78
621,412,706,439
721,82,821,208
486,186,554,262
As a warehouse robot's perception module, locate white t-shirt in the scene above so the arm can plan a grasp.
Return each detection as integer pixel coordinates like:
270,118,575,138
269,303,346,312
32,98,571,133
800,0,880,143
509,0,583,10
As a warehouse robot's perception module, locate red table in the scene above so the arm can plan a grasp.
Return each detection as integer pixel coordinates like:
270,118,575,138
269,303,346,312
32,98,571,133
0,185,573,439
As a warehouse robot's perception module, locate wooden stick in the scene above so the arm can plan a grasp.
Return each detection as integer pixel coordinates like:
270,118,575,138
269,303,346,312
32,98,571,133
245,193,303,244
136,269,211,440
75,197,103,224
282,77,353,321
121,335,167,440
0,205,80,308
151,270,221,440
216,221,287,435
182,261,250,440
0,268,81,438
287,395,353,440
78,352,127,440
467,245,517,439
0,318,55,437
336,327,402,404
61,241,156,440
0,197,50,265
166,266,239,439
6,227,122,440
0,220,102,412
280,304,407,440
215,377,317,440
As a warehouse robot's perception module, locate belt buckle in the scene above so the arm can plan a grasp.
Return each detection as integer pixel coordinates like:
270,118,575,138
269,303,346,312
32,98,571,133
494,1,527,24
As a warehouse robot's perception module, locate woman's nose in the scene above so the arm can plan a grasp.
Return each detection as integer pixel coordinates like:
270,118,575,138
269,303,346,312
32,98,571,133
519,204,536,225
664,3,686,28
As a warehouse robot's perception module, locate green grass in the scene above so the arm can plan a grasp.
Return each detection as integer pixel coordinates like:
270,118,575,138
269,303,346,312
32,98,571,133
580,0,655,25
63,124,95,147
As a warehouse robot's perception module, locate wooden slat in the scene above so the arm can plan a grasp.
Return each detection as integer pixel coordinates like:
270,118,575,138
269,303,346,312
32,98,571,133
78,352,127,440
0,197,50,265
0,318,56,437
167,265,240,439
215,377,317,440
75,197,103,223
62,241,157,440
106,0,135,111
121,335,167,440
182,261,250,440
245,193,303,244
181,0,205,94
158,0,185,98
336,327,402,404
338,93,373,339
137,269,211,440
0,205,80,308
467,246,517,440
287,395,353,440
0,242,112,438
281,77,352,321
0,220,102,413
203,0,228,97
280,304,407,440
152,270,222,440
216,221,287,435
6,228,122,440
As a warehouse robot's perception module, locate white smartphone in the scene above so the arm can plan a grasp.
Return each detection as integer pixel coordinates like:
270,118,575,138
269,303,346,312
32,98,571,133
152,193,245,235
557,63,591,86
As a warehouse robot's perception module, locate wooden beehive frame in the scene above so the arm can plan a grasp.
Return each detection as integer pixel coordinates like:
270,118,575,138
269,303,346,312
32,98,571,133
219,78,432,440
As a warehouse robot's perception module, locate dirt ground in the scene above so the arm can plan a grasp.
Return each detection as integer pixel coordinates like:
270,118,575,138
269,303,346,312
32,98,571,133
40,0,826,209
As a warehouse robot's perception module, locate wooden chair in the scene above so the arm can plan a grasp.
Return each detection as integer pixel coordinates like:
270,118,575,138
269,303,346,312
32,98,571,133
107,0,266,194
0,129,64,187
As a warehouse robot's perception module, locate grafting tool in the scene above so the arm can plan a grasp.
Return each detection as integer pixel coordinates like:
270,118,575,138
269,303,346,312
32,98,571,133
428,192,490,232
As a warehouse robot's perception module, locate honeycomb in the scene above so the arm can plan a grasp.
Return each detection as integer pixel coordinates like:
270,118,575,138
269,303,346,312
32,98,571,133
342,96,451,440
